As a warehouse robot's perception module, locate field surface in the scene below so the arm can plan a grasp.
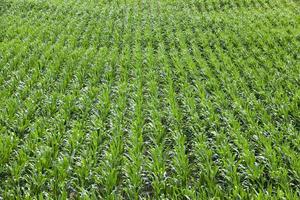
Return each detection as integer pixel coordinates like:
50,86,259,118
0,0,300,199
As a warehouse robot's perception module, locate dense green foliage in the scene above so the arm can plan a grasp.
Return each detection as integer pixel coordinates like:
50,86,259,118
0,0,300,199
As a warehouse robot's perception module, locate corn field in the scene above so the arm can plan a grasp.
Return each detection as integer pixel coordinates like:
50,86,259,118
0,0,299,199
